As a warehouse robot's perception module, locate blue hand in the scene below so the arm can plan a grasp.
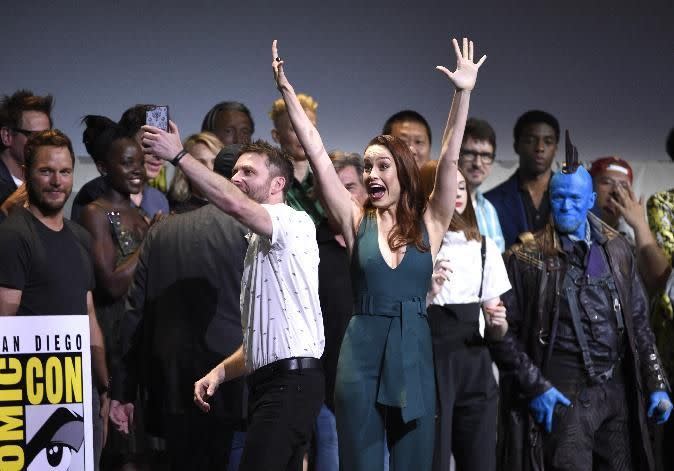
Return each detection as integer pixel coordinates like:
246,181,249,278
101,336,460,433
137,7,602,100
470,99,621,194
648,391,672,424
529,387,572,433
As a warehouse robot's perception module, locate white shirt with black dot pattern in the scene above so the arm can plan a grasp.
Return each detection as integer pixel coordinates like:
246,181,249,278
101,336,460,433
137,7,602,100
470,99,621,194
240,203,325,371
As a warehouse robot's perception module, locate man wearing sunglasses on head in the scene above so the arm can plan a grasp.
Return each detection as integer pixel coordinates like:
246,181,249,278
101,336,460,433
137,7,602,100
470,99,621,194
0,90,53,205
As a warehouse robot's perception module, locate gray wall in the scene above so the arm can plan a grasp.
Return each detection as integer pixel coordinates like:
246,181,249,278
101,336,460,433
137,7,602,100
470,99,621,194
3,0,673,191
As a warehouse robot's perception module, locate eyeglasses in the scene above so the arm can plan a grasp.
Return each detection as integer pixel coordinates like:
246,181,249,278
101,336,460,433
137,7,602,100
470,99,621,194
459,149,495,165
12,128,40,138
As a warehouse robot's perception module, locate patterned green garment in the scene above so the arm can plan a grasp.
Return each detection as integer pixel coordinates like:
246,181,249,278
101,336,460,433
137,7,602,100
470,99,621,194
647,189,674,374
285,170,325,225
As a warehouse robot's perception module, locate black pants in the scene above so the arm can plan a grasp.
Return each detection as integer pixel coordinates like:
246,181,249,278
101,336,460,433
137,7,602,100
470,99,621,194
432,343,498,471
544,380,633,471
240,364,324,471
160,408,235,471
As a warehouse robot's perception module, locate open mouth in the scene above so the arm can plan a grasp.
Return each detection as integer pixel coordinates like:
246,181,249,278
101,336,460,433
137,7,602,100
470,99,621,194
367,183,385,201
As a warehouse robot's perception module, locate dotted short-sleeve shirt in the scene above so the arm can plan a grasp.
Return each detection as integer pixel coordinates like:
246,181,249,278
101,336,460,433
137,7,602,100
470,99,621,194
240,203,325,371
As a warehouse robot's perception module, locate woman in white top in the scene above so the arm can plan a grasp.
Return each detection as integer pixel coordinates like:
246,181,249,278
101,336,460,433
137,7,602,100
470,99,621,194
421,162,511,471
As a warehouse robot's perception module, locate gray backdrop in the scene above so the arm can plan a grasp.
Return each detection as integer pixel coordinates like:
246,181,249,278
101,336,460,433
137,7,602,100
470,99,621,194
3,0,673,191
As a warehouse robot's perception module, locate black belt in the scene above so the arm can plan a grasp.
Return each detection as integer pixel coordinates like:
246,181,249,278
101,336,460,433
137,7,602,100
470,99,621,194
248,357,322,388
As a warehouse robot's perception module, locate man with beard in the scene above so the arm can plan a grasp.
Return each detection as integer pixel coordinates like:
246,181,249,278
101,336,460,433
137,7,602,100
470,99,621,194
0,130,110,468
458,117,505,252
142,123,325,471
0,90,53,205
202,101,255,146
486,110,560,249
491,133,672,471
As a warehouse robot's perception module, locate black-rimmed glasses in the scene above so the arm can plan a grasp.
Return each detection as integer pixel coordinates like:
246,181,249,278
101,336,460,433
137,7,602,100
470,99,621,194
459,149,495,165
12,128,40,138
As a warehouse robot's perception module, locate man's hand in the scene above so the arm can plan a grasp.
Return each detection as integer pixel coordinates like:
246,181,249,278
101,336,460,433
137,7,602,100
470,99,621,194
141,121,183,162
529,387,572,433
99,392,111,446
109,400,135,435
194,364,226,413
648,390,673,424
483,302,508,340
436,37,486,92
611,184,647,230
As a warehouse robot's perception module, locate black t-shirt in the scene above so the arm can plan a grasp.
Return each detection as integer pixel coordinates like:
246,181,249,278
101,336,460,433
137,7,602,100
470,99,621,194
520,186,551,233
0,207,95,316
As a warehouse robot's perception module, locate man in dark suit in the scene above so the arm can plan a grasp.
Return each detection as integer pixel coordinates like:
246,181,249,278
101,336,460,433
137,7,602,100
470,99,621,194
485,110,559,249
110,145,247,470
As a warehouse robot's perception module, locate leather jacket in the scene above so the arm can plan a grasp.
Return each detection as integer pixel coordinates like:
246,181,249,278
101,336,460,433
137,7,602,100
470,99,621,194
491,213,668,471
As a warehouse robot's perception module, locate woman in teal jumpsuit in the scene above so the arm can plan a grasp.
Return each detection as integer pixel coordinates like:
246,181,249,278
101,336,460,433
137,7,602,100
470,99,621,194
272,37,486,470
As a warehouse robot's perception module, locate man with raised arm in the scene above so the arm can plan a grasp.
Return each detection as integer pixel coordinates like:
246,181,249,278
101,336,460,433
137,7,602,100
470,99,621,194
141,123,325,470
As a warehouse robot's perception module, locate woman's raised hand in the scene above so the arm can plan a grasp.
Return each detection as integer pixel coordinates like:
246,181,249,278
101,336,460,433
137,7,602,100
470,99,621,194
272,40,289,90
436,37,486,91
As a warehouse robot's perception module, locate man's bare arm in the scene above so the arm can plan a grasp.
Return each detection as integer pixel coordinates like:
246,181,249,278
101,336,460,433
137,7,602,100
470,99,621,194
142,123,274,238
0,286,21,315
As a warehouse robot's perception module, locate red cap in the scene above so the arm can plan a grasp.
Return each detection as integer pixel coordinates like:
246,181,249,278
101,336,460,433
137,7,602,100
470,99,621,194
589,156,633,184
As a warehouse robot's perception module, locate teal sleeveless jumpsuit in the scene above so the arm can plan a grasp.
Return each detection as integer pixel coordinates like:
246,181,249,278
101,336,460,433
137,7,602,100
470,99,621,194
334,212,436,470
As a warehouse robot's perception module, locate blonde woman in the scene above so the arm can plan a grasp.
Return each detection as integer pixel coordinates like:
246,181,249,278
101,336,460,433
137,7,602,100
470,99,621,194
168,132,224,213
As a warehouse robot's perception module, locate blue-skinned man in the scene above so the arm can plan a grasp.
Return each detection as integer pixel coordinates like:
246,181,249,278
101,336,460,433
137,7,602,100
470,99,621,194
491,132,671,471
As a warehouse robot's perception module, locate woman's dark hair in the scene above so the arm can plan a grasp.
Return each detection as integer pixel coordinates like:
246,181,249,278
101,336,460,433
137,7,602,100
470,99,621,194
81,115,135,164
419,161,481,242
365,135,428,252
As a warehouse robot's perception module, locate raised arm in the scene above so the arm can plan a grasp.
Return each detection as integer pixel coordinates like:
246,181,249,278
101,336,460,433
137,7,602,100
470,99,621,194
142,122,274,238
272,40,359,243
425,38,486,247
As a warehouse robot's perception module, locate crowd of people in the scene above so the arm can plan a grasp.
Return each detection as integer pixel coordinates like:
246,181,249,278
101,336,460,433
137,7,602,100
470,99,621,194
1,37,673,471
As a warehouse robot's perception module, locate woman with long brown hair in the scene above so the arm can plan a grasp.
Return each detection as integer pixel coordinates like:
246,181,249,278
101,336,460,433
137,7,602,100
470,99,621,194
273,37,486,469
422,162,510,470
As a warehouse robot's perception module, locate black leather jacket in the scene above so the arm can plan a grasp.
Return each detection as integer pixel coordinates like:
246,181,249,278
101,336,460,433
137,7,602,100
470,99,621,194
491,214,668,471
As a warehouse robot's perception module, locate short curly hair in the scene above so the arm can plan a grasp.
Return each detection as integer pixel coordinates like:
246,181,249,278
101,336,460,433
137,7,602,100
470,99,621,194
269,94,318,127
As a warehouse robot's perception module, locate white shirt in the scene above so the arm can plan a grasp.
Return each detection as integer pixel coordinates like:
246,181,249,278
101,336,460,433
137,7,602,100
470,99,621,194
11,175,22,187
431,231,512,335
240,203,325,371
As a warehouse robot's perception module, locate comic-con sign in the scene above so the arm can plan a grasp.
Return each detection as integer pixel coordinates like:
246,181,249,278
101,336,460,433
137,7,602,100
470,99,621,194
0,316,93,471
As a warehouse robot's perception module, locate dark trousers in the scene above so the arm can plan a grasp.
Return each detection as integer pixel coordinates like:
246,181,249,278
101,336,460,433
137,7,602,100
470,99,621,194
654,417,674,471
544,379,633,471
432,343,498,471
161,409,235,471
239,364,324,471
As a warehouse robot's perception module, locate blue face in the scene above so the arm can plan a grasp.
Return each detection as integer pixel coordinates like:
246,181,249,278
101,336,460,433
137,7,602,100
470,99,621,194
550,167,596,239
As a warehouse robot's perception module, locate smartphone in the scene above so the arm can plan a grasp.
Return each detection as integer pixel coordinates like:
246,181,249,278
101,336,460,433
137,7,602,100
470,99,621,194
145,105,169,131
